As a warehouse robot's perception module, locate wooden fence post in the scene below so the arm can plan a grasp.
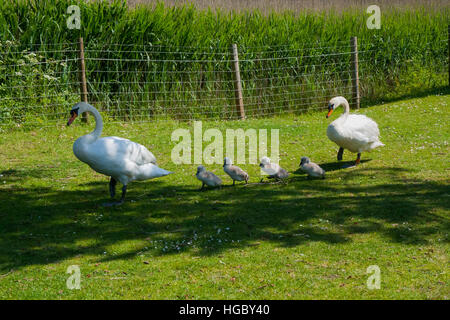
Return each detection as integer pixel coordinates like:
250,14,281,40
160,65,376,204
78,37,88,123
231,43,245,120
350,36,360,110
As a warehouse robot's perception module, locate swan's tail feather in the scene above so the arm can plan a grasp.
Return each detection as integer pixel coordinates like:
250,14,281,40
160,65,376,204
160,170,174,176
371,141,385,149
135,163,174,180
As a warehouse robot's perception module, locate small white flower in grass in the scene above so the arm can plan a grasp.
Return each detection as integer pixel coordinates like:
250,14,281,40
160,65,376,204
25,53,38,63
43,74,57,81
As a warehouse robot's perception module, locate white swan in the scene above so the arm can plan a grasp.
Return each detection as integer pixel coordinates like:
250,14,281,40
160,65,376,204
67,102,173,205
326,96,384,165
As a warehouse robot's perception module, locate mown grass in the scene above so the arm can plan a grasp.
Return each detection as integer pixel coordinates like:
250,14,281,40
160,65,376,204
0,93,448,299
0,0,448,124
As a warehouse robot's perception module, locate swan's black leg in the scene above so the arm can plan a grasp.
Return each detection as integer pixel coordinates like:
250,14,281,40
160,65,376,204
337,147,344,161
200,182,205,191
355,153,361,165
109,177,117,199
102,183,126,207
233,180,235,186
118,185,127,204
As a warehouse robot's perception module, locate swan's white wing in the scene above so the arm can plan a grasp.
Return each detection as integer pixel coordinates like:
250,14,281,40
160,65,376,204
328,114,383,153
99,136,156,165
75,137,157,183
132,141,157,165
346,115,380,142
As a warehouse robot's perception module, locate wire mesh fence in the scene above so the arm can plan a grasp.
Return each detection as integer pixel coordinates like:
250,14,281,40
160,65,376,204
0,36,448,127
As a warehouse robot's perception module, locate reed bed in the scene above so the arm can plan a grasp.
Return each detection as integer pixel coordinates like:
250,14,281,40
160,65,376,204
0,0,448,125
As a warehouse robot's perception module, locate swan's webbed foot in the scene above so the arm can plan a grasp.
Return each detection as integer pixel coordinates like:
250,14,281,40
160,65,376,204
337,147,344,161
102,185,127,207
109,177,117,198
102,200,124,207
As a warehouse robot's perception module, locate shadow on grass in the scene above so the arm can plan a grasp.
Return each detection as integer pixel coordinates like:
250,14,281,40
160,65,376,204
0,165,448,271
292,160,372,175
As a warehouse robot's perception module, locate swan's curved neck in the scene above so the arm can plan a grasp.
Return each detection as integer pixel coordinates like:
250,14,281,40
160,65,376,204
85,104,103,140
338,98,350,120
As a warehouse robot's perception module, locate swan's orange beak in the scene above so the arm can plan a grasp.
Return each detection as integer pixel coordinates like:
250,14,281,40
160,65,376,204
67,111,77,126
326,109,333,118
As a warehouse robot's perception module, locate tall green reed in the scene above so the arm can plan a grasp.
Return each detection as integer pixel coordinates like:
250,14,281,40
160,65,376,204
0,0,448,124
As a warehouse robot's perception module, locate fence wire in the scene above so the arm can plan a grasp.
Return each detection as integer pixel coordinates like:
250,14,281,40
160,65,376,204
0,36,447,127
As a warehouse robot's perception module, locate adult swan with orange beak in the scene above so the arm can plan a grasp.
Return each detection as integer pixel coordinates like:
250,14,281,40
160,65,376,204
67,102,173,206
326,96,384,167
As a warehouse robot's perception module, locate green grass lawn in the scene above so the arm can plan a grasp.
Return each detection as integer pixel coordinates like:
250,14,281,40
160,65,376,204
0,93,449,299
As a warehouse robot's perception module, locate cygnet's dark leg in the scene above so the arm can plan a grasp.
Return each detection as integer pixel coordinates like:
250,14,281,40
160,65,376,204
109,177,117,199
233,180,235,186
200,182,205,191
337,147,344,161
